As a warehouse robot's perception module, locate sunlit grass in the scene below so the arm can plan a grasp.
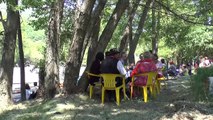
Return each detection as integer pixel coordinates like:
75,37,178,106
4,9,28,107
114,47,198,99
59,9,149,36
0,79,213,120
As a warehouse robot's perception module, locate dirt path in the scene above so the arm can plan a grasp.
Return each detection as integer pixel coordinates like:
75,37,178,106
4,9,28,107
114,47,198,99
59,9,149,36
1,76,213,120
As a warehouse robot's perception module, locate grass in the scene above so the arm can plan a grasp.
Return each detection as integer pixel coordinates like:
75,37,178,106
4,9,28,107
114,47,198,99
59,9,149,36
0,77,213,120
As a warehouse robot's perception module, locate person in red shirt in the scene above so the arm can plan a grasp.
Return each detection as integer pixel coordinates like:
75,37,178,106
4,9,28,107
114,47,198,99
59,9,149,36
131,51,157,86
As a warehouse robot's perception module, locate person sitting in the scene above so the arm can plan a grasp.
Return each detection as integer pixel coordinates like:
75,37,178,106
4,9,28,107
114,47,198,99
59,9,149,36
131,51,157,86
29,82,39,99
100,48,128,101
88,52,104,86
101,48,128,85
153,54,164,78
25,83,32,100
167,61,177,76
179,64,188,76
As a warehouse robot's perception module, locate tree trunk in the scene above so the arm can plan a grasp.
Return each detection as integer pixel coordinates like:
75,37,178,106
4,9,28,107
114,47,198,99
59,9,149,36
95,0,129,53
77,0,107,92
80,0,107,63
17,12,26,101
156,2,161,53
119,0,141,54
78,17,101,92
86,0,129,70
128,0,153,63
45,0,64,99
151,1,158,54
0,0,19,105
64,0,96,94
76,0,128,92
152,0,161,54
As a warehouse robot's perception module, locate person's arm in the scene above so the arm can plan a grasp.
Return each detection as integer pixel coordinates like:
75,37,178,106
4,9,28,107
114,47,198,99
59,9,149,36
117,60,127,77
131,64,139,77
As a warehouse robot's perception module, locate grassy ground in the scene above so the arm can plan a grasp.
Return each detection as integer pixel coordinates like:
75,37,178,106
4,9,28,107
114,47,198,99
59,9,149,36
0,76,213,120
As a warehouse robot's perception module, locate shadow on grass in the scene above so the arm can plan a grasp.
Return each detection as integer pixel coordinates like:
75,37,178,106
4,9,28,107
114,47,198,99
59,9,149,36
0,77,212,120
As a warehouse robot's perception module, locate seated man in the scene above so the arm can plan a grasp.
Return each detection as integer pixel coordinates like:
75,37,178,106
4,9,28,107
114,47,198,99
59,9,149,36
100,48,128,100
131,51,157,86
29,82,39,99
101,48,128,86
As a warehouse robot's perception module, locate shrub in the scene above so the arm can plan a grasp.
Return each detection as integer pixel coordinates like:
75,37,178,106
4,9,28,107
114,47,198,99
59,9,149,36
191,66,213,101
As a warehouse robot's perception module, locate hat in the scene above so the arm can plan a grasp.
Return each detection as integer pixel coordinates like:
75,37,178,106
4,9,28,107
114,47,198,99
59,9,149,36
109,48,120,56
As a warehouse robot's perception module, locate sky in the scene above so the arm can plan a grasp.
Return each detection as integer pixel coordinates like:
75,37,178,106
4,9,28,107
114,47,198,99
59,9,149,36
0,3,32,18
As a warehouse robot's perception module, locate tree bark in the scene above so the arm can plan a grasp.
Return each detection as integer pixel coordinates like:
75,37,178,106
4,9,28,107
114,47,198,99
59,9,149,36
0,0,19,105
152,0,158,54
95,0,129,53
128,0,153,63
86,0,129,70
64,0,96,94
80,0,107,63
78,17,101,92
76,0,128,92
45,0,64,99
77,0,107,92
119,0,141,54
152,0,161,54
17,12,26,101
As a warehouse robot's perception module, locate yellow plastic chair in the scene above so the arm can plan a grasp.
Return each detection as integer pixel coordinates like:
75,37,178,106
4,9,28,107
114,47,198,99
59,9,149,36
100,74,126,106
156,76,167,94
86,72,102,99
130,71,157,103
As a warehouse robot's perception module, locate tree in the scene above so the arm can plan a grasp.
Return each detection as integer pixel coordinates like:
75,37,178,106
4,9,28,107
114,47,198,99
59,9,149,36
77,0,129,92
0,0,19,105
64,0,96,94
17,11,26,101
44,0,64,99
77,0,107,91
128,0,153,63
119,0,141,53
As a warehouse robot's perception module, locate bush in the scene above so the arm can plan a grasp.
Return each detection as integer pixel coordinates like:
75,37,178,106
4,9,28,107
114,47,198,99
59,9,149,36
191,66,213,101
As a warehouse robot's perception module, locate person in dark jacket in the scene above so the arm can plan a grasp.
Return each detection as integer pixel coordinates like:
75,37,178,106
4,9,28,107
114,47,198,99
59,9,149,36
100,48,127,101
89,52,104,85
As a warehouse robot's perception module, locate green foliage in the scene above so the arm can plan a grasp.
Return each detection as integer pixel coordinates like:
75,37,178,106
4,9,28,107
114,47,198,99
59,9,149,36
191,66,213,101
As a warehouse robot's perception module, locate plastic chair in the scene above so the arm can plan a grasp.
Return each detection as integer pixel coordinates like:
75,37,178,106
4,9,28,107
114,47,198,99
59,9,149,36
156,76,167,94
86,72,102,99
130,71,157,102
100,74,126,106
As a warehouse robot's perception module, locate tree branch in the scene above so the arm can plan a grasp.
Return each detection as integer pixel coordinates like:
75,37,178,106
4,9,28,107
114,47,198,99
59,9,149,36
0,11,6,29
155,0,213,26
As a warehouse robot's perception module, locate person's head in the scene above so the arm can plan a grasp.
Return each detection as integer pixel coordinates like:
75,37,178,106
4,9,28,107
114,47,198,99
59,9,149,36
34,82,37,87
95,52,104,61
170,61,174,65
121,52,127,60
25,83,30,90
109,48,120,59
161,59,165,64
105,51,110,58
139,53,144,60
143,51,152,59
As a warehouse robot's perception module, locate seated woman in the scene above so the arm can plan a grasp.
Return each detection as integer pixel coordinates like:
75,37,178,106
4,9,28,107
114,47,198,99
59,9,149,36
131,51,157,86
89,52,104,86
25,83,32,100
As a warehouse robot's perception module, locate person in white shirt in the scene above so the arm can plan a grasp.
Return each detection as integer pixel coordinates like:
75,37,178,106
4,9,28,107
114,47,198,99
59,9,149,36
25,83,32,100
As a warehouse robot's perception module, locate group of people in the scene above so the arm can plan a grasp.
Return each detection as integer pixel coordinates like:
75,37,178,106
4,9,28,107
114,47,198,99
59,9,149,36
25,82,38,100
88,48,164,100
